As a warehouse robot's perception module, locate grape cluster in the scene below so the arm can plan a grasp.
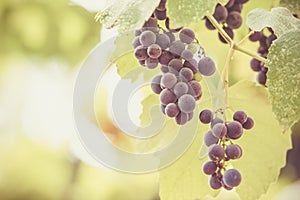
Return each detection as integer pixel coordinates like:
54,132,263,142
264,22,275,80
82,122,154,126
199,109,254,190
205,0,249,43
132,0,217,125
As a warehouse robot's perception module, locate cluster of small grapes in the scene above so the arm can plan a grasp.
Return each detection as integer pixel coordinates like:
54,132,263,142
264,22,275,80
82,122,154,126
199,109,254,190
132,0,217,125
205,0,248,43
248,28,277,85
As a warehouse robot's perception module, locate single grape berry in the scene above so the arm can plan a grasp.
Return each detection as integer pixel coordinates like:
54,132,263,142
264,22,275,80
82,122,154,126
154,8,167,20
212,123,227,139
165,103,180,118
218,27,234,43
159,50,174,65
156,0,166,11
188,80,202,99
160,72,177,89
151,75,162,94
179,28,195,44
156,33,171,49
198,57,216,76
132,36,141,48
210,117,224,129
168,58,183,72
175,112,189,125
225,144,242,159
233,110,247,124
181,49,194,61
173,82,189,97
134,46,148,60
160,88,177,105
203,161,217,175
242,117,254,129
169,40,185,56
183,59,198,73
199,109,213,124
249,31,263,42
160,65,169,73
205,17,216,30
204,130,219,147
139,30,156,47
257,71,267,85
226,121,243,139
226,11,243,29
145,58,159,69
250,58,261,72
213,4,228,23
178,94,196,113
208,144,225,161
222,169,242,187
147,44,162,59
179,67,194,82
209,174,222,190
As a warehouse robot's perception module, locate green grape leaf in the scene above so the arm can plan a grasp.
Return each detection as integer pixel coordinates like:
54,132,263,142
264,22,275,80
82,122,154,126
280,0,300,13
96,0,160,33
159,81,292,200
246,7,300,37
266,30,300,130
166,0,227,27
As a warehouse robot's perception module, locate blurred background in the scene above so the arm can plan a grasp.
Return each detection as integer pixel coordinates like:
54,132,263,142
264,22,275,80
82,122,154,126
0,0,299,199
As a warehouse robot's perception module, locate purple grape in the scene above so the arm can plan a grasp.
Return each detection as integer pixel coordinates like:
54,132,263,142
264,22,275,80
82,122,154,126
208,144,225,161
165,103,180,118
205,17,216,30
218,27,234,43
188,80,202,99
173,82,189,97
142,17,158,32
156,33,170,49
226,11,243,29
227,3,243,13
266,34,277,47
160,65,169,73
249,31,263,42
250,58,261,72
233,110,247,124
156,0,166,11
139,30,156,47
151,75,162,94
188,112,194,121
145,58,159,69
222,169,242,187
132,36,141,48
181,49,194,61
199,109,213,124
257,71,267,85
178,94,196,113
183,59,198,73
147,44,162,59
160,88,177,105
165,32,176,43
134,46,148,60
203,161,217,175
225,144,242,159
210,118,224,129
135,29,142,36
213,4,228,23
168,58,183,72
179,28,195,44
175,112,189,125
160,72,177,89
204,130,219,147
179,67,194,82
225,0,235,8
209,174,222,190
159,50,175,65
212,123,227,139
198,57,216,76
242,117,254,129
169,40,185,56
226,121,243,139
154,9,167,20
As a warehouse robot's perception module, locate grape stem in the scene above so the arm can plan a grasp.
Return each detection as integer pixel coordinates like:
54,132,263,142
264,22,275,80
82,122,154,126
206,15,267,63
224,44,235,118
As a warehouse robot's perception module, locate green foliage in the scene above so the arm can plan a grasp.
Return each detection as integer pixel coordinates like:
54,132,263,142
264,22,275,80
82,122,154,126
246,7,300,37
96,0,160,33
266,30,300,130
157,81,291,200
280,0,300,13
166,0,228,27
